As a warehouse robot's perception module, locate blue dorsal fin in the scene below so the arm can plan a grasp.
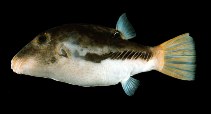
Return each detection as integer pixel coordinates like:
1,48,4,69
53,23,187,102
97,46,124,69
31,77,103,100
116,13,136,40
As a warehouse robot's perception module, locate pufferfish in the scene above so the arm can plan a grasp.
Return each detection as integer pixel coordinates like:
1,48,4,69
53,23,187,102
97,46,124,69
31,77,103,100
11,13,196,96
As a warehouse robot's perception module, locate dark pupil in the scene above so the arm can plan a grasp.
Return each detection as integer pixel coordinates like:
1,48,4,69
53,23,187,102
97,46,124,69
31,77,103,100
38,35,47,44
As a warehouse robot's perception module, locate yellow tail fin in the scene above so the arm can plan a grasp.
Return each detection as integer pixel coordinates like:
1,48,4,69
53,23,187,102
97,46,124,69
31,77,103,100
154,33,196,80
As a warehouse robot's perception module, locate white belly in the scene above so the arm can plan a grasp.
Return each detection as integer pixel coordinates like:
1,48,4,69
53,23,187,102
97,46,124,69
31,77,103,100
49,58,156,87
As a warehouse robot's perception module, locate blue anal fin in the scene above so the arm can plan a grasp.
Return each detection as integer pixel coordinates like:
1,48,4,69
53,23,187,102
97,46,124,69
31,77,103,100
121,77,140,96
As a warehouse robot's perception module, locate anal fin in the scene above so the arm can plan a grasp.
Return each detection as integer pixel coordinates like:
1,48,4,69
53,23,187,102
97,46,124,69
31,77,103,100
121,77,140,96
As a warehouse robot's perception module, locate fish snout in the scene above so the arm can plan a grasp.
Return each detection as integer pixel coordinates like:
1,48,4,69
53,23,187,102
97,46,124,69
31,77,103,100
11,55,24,74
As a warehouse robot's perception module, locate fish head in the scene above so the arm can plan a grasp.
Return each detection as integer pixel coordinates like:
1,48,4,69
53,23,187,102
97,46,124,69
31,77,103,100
11,29,71,77
11,24,118,78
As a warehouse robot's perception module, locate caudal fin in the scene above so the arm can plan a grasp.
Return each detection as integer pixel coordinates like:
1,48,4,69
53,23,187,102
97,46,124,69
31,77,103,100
154,33,196,80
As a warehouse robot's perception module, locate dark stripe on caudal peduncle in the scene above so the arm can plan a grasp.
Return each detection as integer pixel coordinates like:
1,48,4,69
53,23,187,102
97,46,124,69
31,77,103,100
84,50,153,63
110,50,153,61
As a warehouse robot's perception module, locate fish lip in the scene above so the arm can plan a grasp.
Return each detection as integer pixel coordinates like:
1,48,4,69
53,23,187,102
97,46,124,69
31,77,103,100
11,56,23,74
11,56,16,71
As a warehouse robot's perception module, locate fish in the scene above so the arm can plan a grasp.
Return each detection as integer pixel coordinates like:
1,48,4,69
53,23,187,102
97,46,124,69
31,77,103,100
11,13,196,96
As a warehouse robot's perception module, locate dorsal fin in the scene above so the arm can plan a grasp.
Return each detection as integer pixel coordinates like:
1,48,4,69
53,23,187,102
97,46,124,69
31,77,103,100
116,13,136,40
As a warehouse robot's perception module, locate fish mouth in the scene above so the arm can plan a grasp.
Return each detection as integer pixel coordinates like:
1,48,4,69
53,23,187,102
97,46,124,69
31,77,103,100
11,56,24,74
11,56,39,76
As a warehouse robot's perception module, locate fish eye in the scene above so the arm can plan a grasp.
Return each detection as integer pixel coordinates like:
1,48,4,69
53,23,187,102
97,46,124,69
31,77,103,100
113,31,120,38
37,34,47,44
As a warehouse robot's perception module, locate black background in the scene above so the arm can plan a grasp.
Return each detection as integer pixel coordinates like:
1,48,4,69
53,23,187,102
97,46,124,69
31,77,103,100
0,1,209,112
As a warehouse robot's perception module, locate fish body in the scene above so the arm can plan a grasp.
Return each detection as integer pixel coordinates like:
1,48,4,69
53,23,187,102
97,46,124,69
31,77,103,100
11,13,196,96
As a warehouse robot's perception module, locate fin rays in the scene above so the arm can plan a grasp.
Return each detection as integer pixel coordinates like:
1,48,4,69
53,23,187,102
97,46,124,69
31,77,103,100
116,13,136,40
157,33,196,80
109,50,152,61
121,77,140,96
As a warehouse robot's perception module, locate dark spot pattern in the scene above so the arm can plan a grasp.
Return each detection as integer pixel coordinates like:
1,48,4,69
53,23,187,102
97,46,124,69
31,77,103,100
50,57,57,63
